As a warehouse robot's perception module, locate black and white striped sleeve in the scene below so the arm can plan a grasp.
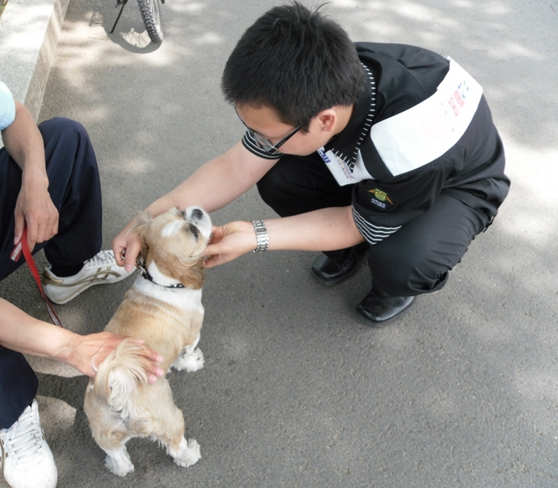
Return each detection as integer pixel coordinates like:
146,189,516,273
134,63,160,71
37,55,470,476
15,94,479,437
241,131,283,161
350,166,449,245
352,207,401,245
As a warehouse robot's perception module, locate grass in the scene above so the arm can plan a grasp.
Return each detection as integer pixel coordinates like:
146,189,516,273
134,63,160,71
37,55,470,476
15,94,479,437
0,0,8,18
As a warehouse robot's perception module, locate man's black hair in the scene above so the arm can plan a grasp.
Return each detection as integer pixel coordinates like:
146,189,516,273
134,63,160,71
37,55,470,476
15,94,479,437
221,2,365,130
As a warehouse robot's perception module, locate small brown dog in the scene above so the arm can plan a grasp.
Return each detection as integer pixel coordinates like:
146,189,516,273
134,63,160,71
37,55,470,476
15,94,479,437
84,206,211,476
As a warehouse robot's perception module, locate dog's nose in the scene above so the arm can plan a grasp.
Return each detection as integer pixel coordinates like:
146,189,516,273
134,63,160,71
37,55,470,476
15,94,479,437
191,208,203,220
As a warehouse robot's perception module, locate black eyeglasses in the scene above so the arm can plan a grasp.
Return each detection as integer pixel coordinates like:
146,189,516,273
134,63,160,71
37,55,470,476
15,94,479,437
235,107,303,153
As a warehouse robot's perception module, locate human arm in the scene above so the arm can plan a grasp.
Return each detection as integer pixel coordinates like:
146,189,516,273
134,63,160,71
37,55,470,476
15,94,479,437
203,205,364,268
113,141,277,270
1,100,58,250
0,298,164,381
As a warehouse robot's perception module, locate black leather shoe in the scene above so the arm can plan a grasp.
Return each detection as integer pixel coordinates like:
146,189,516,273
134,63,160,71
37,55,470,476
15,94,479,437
356,289,415,326
311,242,369,286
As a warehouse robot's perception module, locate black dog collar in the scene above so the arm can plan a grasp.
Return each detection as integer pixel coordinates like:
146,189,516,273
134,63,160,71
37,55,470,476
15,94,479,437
136,263,185,289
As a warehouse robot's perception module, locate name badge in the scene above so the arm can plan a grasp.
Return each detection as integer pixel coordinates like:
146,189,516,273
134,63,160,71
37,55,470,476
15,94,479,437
317,148,356,186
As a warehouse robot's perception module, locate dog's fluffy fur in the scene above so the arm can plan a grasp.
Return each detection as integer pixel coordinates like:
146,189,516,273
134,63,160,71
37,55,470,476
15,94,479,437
84,206,212,476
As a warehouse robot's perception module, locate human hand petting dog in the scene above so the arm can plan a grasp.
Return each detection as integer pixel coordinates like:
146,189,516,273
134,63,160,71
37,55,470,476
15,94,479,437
203,220,256,268
70,331,164,381
112,221,142,272
202,207,364,268
0,298,164,382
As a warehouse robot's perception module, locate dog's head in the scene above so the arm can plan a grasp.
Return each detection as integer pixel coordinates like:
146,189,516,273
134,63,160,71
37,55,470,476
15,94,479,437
133,206,212,289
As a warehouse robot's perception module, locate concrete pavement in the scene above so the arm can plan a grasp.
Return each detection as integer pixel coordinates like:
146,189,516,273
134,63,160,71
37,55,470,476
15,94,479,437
1,0,558,486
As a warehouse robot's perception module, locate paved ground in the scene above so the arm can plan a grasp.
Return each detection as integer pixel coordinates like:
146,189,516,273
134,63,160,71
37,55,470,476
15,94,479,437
1,0,558,487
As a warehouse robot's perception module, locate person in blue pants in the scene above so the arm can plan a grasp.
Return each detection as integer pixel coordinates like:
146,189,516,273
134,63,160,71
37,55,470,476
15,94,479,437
0,81,163,488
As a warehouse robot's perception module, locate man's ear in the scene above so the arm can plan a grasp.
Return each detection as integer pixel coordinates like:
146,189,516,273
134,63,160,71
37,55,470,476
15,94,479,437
316,109,337,134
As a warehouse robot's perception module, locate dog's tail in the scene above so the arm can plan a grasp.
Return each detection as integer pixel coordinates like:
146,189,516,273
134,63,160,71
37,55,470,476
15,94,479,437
93,339,151,413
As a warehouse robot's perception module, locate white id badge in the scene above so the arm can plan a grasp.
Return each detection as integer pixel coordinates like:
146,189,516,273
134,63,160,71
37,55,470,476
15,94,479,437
317,148,357,186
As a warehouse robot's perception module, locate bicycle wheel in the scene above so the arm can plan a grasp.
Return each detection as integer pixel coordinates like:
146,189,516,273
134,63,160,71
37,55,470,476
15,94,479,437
137,0,163,43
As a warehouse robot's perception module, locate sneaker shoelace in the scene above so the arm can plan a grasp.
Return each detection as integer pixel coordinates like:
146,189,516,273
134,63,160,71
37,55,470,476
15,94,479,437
1,406,45,468
83,250,115,269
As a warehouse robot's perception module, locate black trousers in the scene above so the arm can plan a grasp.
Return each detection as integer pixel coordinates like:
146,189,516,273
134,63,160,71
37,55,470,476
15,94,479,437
257,151,490,297
0,117,102,428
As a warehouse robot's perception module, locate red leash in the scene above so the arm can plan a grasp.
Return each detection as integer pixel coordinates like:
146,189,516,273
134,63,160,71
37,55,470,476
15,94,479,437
10,227,63,327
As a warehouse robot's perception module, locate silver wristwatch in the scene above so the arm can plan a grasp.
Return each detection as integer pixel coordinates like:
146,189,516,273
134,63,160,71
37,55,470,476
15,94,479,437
252,220,269,253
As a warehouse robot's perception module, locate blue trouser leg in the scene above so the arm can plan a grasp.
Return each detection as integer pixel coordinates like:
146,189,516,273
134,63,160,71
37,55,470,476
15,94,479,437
0,347,38,429
0,117,102,279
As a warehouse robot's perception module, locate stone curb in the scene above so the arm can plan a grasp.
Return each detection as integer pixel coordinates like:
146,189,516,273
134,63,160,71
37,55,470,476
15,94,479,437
0,0,70,124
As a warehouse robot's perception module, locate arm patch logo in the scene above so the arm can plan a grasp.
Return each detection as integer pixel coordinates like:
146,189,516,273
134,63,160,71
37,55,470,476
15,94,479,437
368,188,397,210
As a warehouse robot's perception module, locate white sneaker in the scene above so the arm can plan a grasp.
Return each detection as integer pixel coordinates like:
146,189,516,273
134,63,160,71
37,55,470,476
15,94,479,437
42,250,135,305
0,400,57,488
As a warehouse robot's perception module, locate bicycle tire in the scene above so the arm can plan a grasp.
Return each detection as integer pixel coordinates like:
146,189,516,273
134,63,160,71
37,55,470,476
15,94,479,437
137,0,163,43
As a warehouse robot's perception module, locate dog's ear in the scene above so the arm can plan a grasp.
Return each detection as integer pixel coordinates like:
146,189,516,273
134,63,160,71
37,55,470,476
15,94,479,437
178,259,206,290
131,212,152,263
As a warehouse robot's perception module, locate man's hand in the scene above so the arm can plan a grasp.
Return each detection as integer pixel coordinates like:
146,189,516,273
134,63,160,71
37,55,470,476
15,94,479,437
13,170,59,251
112,221,142,272
69,331,164,382
0,298,164,384
1,100,59,250
203,220,255,268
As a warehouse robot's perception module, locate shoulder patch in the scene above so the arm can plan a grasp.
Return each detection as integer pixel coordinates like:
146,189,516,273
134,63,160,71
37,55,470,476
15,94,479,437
368,188,397,210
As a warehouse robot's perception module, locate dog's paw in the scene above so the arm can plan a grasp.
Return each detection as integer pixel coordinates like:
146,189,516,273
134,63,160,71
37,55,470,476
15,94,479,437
104,449,134,477
171,348,204,372
172,438,201,468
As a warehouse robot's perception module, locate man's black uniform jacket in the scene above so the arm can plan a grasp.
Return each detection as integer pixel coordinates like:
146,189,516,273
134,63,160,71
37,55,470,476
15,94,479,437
242,42,510,245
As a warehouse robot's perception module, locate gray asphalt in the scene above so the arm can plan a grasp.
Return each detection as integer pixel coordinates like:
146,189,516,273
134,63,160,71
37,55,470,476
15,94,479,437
1,0,558,487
